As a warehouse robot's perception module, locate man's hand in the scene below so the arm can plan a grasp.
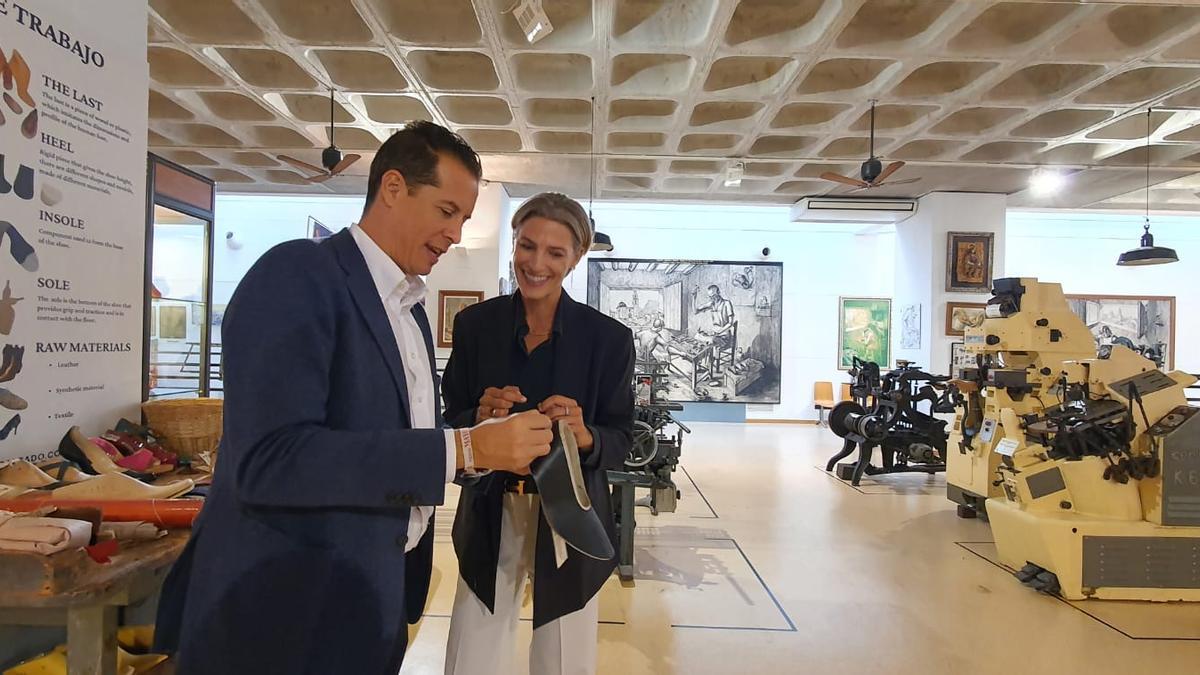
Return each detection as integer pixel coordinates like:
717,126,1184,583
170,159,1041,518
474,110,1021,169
476,386,526,424
539,395,593,450
470,410,553,475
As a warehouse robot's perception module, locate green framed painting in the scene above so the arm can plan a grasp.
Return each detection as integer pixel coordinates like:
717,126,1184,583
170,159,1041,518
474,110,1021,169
838,297,892,370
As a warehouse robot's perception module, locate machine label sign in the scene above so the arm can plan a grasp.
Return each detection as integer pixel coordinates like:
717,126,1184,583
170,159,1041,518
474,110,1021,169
996,438,1019,457
1160,404,1200,526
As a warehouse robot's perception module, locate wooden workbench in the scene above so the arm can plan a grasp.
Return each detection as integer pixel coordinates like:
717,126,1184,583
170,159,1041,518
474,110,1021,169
0,532,188,675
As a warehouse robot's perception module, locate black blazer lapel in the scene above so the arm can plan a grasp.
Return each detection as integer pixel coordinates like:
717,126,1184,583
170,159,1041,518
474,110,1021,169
328,230,411,413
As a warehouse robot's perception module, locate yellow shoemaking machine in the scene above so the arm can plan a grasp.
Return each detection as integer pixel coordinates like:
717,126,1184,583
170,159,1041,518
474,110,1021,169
946,278,1095,519
950,277,1200,600
990,345,1200,599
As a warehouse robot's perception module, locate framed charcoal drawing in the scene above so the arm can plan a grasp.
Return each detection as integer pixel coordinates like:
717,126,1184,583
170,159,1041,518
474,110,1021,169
587,258,783,403
1065,294,1174,369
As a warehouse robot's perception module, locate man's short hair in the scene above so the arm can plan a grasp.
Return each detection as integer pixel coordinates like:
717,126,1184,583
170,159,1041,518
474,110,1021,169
364,121,482,208
707,284,720,294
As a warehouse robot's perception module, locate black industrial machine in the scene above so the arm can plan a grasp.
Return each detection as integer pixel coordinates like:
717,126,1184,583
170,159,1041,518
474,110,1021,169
607,373,690,581
825,357,960,486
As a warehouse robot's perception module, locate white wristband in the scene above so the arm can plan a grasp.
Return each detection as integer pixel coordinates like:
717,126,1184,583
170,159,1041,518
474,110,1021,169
459,428,475,474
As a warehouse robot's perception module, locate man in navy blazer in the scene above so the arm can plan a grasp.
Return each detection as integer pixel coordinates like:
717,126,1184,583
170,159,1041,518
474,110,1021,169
154,122,555,674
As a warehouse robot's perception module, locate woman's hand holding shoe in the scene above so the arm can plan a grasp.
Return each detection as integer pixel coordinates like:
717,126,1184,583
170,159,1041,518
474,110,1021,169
476,386,526,423
468,410,553,475
539,395,592,450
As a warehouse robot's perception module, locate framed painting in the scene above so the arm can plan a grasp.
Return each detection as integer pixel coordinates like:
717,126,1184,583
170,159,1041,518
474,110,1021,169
158,305,187,340
587,258,783,403
308,216,333,242
1065,294,1175,369
945,302,987,337
946,231,994,293
899,303,921,349
437,290,484,348
949,342,976,377
838,297,892,370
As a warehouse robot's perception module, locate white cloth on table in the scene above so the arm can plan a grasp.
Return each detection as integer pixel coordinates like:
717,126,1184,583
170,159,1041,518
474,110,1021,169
0,511,93,555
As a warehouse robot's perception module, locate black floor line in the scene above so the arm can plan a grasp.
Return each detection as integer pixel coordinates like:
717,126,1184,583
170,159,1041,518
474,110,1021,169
679,464,720,519
954,541,1200,642
670,536,797,634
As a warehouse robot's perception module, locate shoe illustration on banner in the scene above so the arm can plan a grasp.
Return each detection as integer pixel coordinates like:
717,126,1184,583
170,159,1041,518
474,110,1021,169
41,182,61,206
0,221,38,272
13,164,32,200
1,48,36,137
0,344,24,383
0,157,34,201
0,413,20,440
0,387,26,410
21,108,36,139
0,281,22,335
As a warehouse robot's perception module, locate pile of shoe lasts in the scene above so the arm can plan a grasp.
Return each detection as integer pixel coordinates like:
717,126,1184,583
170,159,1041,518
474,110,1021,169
4,625,168,675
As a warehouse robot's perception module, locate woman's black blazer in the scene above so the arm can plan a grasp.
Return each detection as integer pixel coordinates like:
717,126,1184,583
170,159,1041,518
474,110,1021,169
442,291,634,627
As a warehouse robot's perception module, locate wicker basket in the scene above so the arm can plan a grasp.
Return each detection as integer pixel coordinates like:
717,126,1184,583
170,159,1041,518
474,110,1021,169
141,398,224,460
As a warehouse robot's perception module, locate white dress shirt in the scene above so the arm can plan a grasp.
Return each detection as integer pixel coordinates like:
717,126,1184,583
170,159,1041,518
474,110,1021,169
350,225,456,553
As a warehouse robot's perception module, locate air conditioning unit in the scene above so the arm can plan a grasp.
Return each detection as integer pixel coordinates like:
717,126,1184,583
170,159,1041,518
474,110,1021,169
790,197,918,224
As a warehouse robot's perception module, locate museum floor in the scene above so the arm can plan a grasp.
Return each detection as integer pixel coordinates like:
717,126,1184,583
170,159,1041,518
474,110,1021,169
399,423,1200,675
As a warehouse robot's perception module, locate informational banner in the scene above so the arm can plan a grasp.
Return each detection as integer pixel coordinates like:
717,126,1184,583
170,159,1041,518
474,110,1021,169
0,0,147,462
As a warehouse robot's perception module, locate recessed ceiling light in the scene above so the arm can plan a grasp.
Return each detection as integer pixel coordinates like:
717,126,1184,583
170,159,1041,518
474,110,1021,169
1029,168,1066,196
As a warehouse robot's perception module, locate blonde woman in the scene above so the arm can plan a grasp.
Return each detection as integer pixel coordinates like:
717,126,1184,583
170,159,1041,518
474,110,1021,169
442,192,634,675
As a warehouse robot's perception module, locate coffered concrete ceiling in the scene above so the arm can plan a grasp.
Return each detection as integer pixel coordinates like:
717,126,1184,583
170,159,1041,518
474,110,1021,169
146,0,1200,209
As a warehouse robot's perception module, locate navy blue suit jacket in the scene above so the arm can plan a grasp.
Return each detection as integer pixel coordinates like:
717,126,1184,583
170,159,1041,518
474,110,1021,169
155,229,446,675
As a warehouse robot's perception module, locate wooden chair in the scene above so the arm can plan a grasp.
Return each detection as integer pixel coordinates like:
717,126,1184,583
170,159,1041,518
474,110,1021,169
840,382,852,402
713,321,738,373
814,381,835,426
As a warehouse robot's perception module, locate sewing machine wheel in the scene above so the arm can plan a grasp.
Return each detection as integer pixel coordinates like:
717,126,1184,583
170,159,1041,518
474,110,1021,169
828,401,866,439
626,420,658,468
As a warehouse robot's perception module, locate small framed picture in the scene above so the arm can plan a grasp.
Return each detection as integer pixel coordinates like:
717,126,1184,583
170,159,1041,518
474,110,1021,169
309,216,333,242
945,302,987,337
634,374,653,406
949,342,976,377
946,231,994,293
437,290,484,348
838,297,892,370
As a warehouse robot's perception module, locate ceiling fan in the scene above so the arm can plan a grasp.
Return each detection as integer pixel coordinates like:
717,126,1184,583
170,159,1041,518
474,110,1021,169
278,88,361,183
819,101,920,193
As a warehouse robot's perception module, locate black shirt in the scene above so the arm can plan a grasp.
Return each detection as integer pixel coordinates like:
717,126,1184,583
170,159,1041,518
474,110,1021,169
509,292,564,415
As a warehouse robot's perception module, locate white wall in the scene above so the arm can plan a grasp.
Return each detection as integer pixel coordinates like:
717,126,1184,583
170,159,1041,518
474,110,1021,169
1006,210,1200,373
212,185,509,358
893,192,1007,374
549,201,894,421
213,194,366,308
425,184,509,358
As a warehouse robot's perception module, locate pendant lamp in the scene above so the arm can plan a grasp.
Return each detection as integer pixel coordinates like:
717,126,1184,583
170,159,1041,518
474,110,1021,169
586,95,613,253
1117,108,1178,266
